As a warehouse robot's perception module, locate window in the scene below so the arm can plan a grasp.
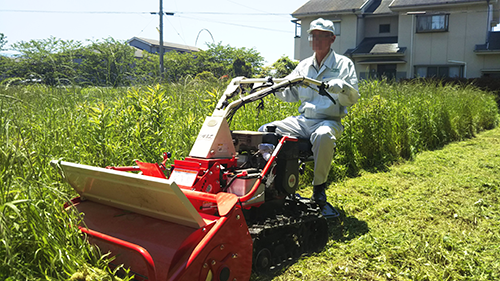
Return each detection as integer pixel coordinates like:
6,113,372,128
482,72,500,78
416,14,449,32
377,64,397,80
379,24,390,33
427,67,438,77
415,65,463,78
333,22,341,36
438,67,449,77
293,19,340,38
292,19,301,38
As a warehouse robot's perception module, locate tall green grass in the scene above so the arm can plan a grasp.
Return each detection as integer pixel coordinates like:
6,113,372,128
332,79,499,180
0,79,498,279
0,85,123,279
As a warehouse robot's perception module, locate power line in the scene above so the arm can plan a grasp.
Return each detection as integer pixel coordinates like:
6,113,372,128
0,9,289,16
165,17,187,45
136,18,156,37
177,12,290,16
176,15,292,33
225,0,290,18
0,10,149,14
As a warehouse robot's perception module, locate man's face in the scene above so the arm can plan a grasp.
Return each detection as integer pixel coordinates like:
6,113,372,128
309,30,335,53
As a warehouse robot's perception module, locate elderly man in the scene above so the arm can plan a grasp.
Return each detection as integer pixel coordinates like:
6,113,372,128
259,18,359,207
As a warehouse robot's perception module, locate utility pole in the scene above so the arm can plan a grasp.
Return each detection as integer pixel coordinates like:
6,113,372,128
151,0,174,80
159,0,164,79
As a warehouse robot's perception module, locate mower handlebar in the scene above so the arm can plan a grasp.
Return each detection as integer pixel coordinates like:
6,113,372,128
233,76,325,87
213,76,329,118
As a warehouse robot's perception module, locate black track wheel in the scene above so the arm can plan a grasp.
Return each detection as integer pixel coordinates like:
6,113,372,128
254,247,272,274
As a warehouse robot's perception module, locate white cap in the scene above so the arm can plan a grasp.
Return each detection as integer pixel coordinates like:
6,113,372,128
307,18,335,34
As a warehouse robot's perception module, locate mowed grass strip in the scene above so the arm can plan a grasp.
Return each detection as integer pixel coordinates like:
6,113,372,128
276,127,500,281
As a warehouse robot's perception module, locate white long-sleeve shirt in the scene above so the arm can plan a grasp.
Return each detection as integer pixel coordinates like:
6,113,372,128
275,49,359,120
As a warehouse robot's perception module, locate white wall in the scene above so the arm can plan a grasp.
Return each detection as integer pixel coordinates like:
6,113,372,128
364,16,399,37
294,14,358,61
398,3,500,78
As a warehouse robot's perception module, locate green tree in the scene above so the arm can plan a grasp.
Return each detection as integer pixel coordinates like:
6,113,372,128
0,33,6,51
79,38,136,86
201,42,264,78
10,37,82,85
0,34,9,82
158,42,264,81
8,37,137,86
1,36,266,85
272,55,299,78
162,50,200,81
133,50,160,84
232,57,252,77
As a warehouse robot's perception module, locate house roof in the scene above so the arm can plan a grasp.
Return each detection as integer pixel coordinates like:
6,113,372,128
292,0,489,17
344,36,406,56
292,0,370,17
390,0,488,9
356,58,407,64
364,0,395,15
128,37,200,52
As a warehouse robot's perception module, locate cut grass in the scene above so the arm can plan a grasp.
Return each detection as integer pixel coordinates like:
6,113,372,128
272,126,500,281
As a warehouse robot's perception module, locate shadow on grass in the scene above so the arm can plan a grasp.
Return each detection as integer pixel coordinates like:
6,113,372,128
251,207,368,281
329,207,369,242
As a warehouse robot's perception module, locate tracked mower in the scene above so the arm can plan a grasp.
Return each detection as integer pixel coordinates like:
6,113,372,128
52,76,341,281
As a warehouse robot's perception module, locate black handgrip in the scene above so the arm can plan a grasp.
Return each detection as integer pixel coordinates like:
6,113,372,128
318,83,336,104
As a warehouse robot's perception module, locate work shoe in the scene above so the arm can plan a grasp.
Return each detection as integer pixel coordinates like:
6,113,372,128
312,183,327,207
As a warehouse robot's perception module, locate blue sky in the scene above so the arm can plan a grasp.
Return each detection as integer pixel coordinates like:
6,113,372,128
2,1,498,65
0,0,307,65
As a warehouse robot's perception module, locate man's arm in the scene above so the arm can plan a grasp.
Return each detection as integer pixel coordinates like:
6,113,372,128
274,67,303,103
327,60,359,106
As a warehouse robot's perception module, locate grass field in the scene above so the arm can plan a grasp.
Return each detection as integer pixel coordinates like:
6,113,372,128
0,79,498,280
272,126,500,281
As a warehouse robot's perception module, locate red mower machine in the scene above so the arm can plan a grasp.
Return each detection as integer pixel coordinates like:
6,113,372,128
52,76,340,281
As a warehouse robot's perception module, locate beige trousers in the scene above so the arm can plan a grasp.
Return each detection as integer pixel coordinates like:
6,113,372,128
259,115,342,186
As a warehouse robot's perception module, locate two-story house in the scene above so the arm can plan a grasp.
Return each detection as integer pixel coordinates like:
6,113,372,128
291,0,500,79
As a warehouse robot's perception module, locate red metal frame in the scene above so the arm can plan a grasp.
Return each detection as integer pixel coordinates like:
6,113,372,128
182,189,217,203
100,136,297,208
79,227,157,281
239,135,297,203
166,207,252,281
174,136,297,206
65,197,157,280
181,157,237,170
186,216,228,268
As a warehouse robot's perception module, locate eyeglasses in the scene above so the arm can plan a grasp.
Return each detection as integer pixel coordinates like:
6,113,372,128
308,34,333,41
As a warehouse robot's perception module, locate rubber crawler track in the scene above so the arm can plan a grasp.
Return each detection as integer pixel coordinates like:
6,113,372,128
243,195,329,275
